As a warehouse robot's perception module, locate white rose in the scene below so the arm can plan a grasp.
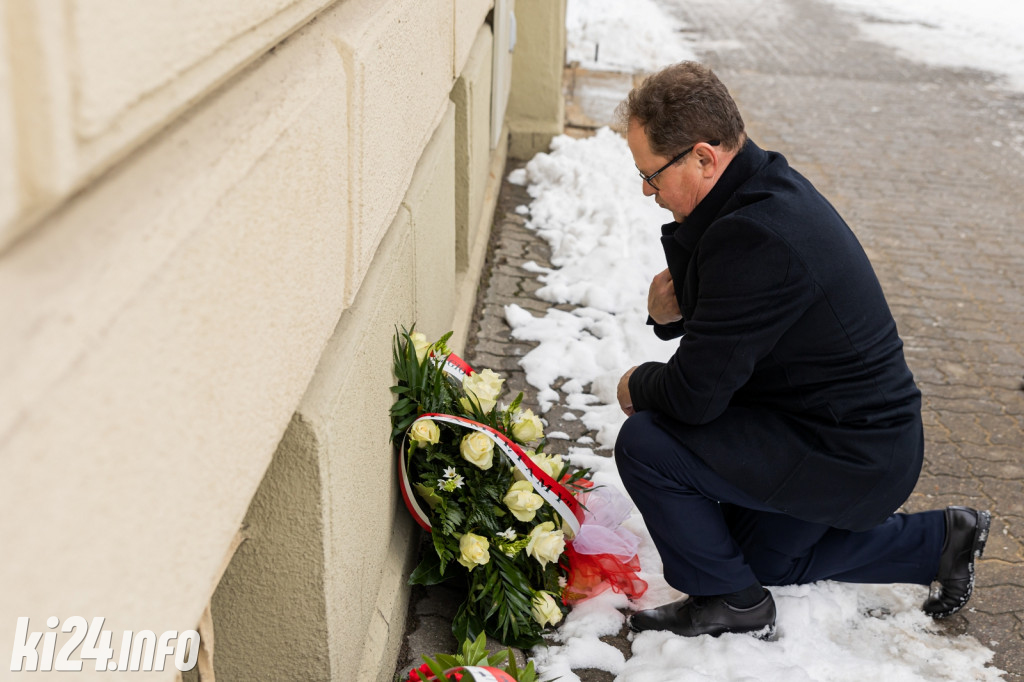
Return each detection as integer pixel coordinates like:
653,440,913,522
526,521,565,569
457,533,490,571
531,591,563,627
511,408,544,443
475,367,504,393
409,331,432,364
514,452,563,482
460,432,494,470
503,480,545,522
461,368,504,414
409,419,440,446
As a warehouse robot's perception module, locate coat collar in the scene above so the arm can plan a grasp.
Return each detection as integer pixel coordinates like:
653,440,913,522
661,138,768,249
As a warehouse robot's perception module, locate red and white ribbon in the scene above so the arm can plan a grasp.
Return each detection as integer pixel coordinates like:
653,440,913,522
397,352,583,535
438,352,473,382
446,667,515,682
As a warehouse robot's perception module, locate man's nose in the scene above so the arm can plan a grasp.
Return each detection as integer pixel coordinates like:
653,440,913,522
642,180,657,197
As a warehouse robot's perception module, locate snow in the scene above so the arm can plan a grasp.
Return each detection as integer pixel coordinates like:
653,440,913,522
503,128,675,445
566,0,699,73
820,0,1024,91
526,452,1004,681
496,2,1014,677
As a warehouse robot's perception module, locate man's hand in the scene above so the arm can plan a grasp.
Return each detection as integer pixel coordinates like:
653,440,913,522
617,366,638,416
648,268,682,325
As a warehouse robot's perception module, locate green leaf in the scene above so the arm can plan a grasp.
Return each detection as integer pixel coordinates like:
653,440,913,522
486,648,509,667
408,552,447,586
433,653,461,669
519,660,542,682
391,397,415,412
431,529,457,575
421,656,448,681
452,601,484,646
505,653,519,678
465,632,488,666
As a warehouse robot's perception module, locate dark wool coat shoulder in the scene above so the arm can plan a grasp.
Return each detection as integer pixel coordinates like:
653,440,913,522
627,140,923,532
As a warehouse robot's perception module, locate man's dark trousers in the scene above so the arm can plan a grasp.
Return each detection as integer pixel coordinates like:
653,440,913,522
615,411,946,596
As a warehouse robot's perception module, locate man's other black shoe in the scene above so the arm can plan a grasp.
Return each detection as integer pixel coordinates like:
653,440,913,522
628,590,776,639
923,506,991,619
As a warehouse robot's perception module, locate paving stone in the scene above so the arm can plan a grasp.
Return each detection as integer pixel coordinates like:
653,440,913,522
398,615,459,675
487,271,532,295
960,445,1020,463
971,584,1024,616
487,293,553,314
971,459,1024,480
914,474,987,500
923,455,965,479
979,534,1024,564
978,479,1024,516
997,516,1024,550
925,393,1007,415
936,413,992,445
413,583,465,620
977,562,1024,592
471,338,533,359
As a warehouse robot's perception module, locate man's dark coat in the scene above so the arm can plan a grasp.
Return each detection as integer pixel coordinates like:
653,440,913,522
628,140,923,532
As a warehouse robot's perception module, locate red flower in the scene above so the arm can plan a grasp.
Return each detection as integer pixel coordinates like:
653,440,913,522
560,472,595,490
406,663,462,681
408,663,434,681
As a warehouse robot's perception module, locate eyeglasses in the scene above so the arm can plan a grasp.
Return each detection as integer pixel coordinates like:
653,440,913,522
637,140,720,190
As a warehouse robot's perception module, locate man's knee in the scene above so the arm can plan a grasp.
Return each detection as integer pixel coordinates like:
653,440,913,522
610,409,667,473
614,412,660,489
614,411,705,491
614,411,660,465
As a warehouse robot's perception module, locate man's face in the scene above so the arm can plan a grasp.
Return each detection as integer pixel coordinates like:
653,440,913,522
626,121,704,223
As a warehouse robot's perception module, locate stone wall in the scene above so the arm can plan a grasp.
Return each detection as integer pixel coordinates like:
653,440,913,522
0,1,566,679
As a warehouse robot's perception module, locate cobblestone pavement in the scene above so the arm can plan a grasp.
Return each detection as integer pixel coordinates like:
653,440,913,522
395,0,1024,679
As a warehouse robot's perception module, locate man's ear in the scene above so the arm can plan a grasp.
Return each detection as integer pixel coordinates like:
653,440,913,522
695,145,717,175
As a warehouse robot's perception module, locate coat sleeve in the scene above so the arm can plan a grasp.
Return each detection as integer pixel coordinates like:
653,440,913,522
629,217,815,424
647,315,687,340
650,223,694,341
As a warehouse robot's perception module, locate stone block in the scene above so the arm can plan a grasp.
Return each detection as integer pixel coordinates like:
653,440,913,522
329,0,455,304
296,195,419,680
454,0,494,77
0,0,334,249
408,104,458,341
507,0,566,158
211,414,331,681
68,0,332,141
297,107,462,678
0,15,352,653
452,25,495,272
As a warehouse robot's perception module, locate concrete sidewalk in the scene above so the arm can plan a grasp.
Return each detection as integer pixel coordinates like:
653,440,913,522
394,0,1024,678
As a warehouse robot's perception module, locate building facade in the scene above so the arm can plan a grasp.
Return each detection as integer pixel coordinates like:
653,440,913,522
0,1,566,679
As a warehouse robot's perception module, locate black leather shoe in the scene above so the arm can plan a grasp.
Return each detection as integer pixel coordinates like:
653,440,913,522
628,590,776,639
922,506,991,619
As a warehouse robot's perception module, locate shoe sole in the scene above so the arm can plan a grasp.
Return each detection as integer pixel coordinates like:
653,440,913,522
932,509,991,619
627,617,778,641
